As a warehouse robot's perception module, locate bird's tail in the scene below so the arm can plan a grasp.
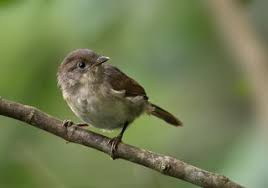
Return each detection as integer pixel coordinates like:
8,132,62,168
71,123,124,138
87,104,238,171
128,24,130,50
147,103,182,126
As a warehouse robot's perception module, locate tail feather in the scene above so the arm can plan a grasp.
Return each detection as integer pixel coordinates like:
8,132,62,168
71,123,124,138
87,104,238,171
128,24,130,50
148,103,182,126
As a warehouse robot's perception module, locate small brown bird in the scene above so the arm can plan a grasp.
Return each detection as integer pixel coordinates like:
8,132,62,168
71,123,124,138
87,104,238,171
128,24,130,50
57,49,182,158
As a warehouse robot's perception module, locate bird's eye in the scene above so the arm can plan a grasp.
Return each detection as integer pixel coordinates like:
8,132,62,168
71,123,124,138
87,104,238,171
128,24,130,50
77,61,86,69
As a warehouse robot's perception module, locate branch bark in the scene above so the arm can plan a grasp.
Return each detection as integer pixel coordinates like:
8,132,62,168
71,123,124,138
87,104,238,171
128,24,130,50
0,97,244,188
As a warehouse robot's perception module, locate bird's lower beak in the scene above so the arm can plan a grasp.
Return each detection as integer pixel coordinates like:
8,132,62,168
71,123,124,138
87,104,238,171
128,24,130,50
94,56,110,67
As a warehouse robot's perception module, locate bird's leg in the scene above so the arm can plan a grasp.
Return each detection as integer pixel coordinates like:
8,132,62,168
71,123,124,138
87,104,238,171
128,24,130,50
108,122,129,159
62,120,88,128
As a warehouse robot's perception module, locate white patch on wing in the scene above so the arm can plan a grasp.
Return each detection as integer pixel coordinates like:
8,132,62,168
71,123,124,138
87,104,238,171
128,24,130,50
110,88,125,98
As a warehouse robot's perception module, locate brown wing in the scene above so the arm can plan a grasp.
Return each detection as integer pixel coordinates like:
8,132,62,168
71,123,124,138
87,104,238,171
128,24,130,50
104,65,148,100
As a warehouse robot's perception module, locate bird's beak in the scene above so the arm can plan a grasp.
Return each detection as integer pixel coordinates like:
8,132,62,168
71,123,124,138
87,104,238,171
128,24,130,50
94,56,110,67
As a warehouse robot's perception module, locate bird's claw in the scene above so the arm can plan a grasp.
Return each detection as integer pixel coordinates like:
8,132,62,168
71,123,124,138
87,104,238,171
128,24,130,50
108,136,122,159
63,120,74,127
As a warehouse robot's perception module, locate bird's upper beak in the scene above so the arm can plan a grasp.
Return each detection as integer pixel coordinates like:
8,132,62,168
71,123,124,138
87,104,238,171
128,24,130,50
94,56,110,67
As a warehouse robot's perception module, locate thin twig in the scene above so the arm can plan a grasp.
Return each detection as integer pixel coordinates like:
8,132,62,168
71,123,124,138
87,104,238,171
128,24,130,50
0,97,244,188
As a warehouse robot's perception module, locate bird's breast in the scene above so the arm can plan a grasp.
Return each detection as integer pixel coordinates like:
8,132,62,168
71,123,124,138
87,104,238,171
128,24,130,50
63,84,146,130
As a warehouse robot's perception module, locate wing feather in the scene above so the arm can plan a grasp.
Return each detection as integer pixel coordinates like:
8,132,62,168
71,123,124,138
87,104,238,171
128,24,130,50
104,65,148,100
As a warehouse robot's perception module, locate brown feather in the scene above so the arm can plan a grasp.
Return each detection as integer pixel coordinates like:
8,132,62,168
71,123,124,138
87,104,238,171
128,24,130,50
150,103,182,126
104,65,148,99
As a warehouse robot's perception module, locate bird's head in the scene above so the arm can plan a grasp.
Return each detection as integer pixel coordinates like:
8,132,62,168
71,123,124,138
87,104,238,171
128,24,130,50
57,49,109,90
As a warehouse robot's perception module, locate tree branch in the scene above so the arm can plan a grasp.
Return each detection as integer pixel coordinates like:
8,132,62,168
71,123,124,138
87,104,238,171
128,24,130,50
0,97,244,188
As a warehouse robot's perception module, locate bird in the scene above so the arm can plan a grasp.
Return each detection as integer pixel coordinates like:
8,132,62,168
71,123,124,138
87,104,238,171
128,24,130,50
57,49,182,158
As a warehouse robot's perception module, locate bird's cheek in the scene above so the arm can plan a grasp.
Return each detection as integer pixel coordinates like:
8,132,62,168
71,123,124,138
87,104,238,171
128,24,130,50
79,72,94,84
79,74,88,84
90,66,98,73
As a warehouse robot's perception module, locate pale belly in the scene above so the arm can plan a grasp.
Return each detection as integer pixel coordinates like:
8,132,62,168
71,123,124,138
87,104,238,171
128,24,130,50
64,89,146,130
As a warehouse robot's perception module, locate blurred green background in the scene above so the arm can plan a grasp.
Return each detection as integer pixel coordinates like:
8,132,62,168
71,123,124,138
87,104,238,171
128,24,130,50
0,0,267,187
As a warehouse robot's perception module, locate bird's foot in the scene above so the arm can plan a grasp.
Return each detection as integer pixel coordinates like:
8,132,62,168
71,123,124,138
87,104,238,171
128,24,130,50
62,120,88,128
108,135,122,159
63,120,74,127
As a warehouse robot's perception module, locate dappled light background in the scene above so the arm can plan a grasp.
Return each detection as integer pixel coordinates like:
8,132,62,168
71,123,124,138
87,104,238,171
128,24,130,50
0,0,267,187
